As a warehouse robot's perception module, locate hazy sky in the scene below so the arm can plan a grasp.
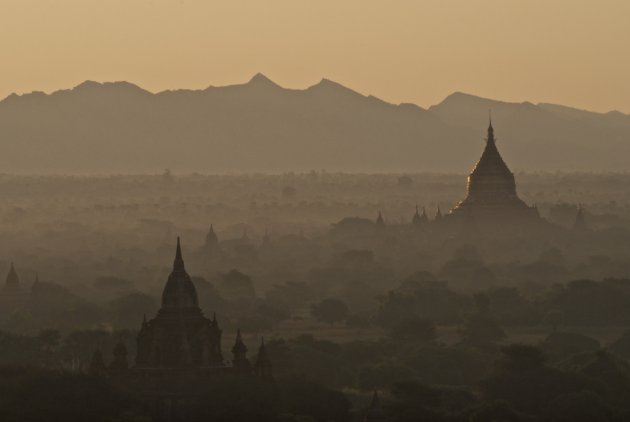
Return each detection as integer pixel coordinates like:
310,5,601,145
2,0,629,113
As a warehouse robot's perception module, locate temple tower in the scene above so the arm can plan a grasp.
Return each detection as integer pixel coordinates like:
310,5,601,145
573,204,588,231
135,238,224,369
254,337,273,379
449,119,538,223
3,262,21,295
375,211,385,226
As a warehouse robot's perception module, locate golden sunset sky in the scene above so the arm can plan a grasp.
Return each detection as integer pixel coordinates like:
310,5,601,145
2,0,629,112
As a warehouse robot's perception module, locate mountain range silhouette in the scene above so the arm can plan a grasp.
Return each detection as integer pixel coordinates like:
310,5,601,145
1,74,628,173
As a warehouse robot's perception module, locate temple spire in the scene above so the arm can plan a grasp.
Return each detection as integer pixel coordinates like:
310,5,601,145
435,206,443,220
574,204,588,231
364,390,385,422
206,224,218,243
30,272,41,294
232,328,251,372
89,349,107,375
254,337,273,379
6,262,19,287
375,211,385,226
412,205,422,225
233,329,246,355
421,206,428,222
261,227,271,248
173,237,185,271
487,111,495,144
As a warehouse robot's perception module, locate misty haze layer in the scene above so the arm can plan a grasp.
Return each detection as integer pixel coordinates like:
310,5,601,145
1,74,629,174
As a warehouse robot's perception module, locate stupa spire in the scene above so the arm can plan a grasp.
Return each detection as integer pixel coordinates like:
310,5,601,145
254,337,273,379
375,211,385,226
173,237,185,271
5,262,19,286
487,110,495,144
574,204,588,231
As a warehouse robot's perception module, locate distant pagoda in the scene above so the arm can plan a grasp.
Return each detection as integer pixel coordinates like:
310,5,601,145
97,237,271,420
0,263,27,316
135,237,225,369
449,119,538,222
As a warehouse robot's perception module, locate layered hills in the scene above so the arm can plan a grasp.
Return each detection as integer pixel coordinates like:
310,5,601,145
1,74,628,173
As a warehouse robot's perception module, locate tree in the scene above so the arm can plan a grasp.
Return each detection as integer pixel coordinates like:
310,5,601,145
282,186,297,199
460,294,506,347
397,175,413,188
541,331,599,361
389,317,436,344
37,329,61,366
220,270,256,303
237,315,274,334
311,299,348,325
482,344,598,415
193,277,227,315
109,293,158,329
256,302,291,328
62,330,110,368
545,391,613,422
37,329,60,354
0,366,139,421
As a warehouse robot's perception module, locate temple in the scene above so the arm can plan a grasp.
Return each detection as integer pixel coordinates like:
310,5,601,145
94,238,271,420
449,119,539,223
574,205,588,231
205,224,219,249
0,263,26,318
412,206,428,226
375,211,385,226
136,237,224,369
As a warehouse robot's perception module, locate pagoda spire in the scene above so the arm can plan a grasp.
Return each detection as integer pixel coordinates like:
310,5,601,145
487,110,495,144
173,237,185,272
364,390,385,422
261,227,271,248
232,328,251,372
5,262,19,287
435,206,443,220
421,206,428,223
89,349,107,375
206,224,218,244
412,205,422,225
375,211,385,226
254,337,273,379
232,329,247,355
31,272,41,294
573,204,588,231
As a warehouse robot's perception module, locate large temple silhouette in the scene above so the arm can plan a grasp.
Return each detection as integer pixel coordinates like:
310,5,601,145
93,238,271,421
135,238,224,369
335,119,548,237
449,118,539,223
